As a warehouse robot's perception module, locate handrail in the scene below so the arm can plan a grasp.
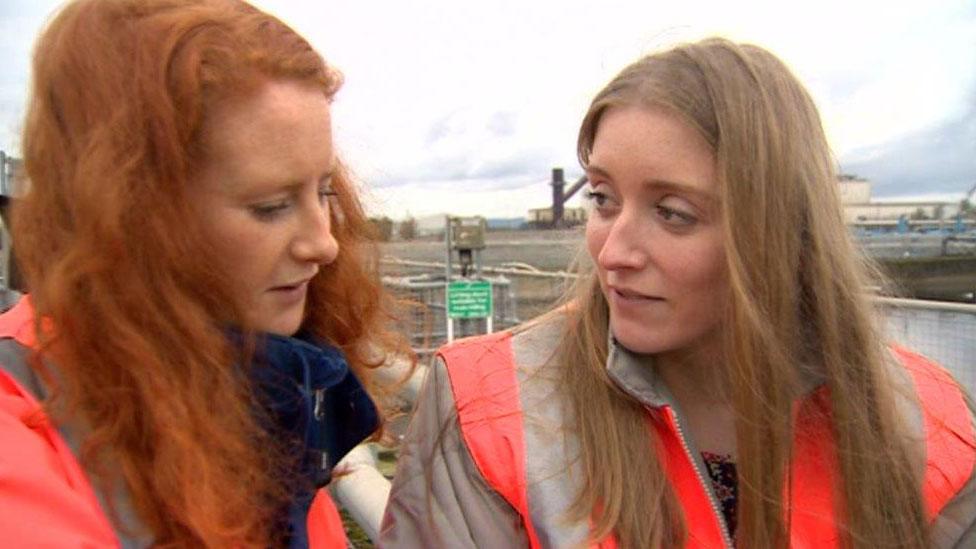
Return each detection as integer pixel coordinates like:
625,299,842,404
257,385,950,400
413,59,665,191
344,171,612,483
381,256,579,280
942,235,976,256
876,296,976,313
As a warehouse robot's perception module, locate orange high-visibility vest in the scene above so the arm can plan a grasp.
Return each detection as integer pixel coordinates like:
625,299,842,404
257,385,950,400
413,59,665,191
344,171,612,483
439,331,976,548
0,296,348,548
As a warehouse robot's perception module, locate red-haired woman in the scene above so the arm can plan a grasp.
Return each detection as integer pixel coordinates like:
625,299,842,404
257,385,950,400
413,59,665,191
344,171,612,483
0,0,403,546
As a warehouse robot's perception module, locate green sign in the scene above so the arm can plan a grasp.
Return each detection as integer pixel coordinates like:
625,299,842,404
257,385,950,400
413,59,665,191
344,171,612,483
447,280,493,319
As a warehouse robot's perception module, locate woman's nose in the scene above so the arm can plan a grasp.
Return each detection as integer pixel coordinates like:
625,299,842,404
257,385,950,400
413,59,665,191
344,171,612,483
292,203,339,266
597,211,647,272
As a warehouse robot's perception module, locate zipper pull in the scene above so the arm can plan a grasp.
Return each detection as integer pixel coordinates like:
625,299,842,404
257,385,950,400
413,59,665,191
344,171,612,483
313,388,325,421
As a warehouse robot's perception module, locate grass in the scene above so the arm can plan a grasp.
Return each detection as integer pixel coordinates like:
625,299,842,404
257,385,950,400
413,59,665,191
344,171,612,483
341,509,374,548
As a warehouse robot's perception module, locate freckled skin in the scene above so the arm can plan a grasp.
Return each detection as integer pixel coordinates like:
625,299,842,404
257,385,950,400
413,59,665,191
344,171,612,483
585,105,727,360
191,81,340,336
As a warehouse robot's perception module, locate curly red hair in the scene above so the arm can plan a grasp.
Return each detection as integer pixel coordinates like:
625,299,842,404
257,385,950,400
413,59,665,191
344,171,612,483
13,0,403,545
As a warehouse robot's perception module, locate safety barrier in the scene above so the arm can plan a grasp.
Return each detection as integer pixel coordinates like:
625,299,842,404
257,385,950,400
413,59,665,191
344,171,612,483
878,297,976,394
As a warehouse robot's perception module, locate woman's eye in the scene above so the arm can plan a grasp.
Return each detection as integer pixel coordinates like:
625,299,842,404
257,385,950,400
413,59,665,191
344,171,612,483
583,190,609,207
656,204,698,227
583,187,619,213
250,200,290,221
318,187,337,203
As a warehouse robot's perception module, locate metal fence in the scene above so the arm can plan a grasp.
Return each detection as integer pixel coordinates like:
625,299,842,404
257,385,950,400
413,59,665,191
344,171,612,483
879,297,976,395
383,272,522,359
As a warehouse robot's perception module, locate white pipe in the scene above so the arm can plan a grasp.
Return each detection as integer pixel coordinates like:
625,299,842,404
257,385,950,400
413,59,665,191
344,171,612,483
374,357,429,405
331,446,391,542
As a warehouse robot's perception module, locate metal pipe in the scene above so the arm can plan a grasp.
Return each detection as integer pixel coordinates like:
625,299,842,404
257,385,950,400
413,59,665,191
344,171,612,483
875,296,976,313
562,175,589,202
331,446,391,541
382,257,579,280
373,357,428,405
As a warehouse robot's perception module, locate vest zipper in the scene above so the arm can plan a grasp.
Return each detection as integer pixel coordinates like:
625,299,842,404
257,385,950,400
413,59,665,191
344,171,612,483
664,406,734,549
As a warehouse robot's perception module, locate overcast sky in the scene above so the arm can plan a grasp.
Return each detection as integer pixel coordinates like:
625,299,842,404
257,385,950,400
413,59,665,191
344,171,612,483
2,0,974,219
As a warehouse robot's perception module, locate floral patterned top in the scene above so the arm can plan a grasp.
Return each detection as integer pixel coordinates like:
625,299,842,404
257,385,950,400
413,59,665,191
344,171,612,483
702,451,738,539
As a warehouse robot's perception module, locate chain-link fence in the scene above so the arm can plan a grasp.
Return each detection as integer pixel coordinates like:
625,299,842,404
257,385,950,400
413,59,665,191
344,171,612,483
879,297,976,395
383,273,520,360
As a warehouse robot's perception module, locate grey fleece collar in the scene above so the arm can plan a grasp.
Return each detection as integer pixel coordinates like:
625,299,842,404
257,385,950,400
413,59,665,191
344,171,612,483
605,335,676,408
604,329,830,409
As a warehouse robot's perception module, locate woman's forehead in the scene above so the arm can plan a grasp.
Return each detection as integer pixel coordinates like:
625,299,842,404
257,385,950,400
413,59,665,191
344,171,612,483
196,81,335,194
587,105,717,194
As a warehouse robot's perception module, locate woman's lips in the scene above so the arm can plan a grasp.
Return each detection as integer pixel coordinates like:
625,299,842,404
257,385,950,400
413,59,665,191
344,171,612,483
610,286,663,301
608,287,666,313
268,280,309,304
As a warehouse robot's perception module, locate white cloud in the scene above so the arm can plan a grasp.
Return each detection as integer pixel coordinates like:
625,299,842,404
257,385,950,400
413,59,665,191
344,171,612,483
358,174,588,220
2,0,973,217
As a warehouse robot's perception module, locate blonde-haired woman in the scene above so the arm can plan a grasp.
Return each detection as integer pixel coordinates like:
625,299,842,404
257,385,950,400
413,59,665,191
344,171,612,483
380,38,976,548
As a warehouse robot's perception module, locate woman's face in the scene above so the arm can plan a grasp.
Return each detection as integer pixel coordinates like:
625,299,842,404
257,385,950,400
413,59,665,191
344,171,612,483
585,105,727,358
191,80,339,336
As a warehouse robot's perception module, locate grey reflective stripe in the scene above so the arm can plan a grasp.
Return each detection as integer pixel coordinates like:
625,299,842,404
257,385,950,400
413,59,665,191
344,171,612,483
0,289,22,314
0,337,44,399
0,337,150,548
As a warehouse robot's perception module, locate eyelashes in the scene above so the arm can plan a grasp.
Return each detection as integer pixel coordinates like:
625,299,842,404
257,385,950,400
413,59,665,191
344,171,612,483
583,188,700,229
655,205,698,227
583,189,611,208
249,186,336,222
250,201,289,220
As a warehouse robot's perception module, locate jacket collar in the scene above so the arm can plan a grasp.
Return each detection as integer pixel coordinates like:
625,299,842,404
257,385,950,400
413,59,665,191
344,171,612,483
242,330,379,549
605,334,675,408
604,327,828,409
241,330,379,484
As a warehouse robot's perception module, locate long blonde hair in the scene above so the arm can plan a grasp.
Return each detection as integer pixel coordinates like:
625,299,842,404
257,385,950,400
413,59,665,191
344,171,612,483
560,38,926,548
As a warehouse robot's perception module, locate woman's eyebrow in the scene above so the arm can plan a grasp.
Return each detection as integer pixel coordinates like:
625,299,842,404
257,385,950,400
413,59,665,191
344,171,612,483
583,164,612,181
585,163,717,203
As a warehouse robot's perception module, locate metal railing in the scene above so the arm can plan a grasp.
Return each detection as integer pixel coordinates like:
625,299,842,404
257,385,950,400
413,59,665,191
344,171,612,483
878,296,976,394
382,272,521,358
381,256,578,280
